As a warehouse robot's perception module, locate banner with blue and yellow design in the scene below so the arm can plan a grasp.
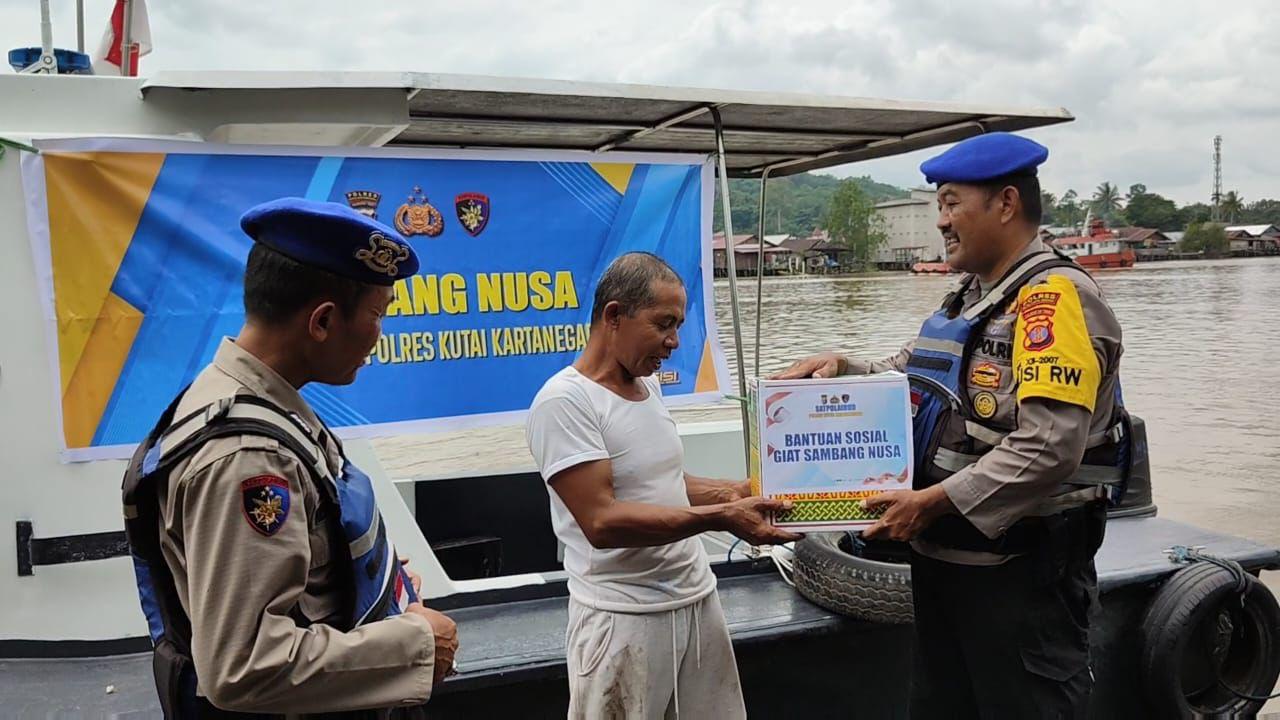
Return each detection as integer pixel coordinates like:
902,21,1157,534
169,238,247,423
22,139,726,462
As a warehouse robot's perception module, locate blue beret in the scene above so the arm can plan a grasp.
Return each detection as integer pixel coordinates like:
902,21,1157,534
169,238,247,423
920,132,1048,186
240,197,419,286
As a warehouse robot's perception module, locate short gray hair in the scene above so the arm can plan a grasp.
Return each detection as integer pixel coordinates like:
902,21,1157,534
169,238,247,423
590,252,683,324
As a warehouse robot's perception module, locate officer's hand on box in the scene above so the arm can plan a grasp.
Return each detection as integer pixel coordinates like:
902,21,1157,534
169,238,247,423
860,486,955,542
770,352,848,380
722,497,805,545
405,603,459,685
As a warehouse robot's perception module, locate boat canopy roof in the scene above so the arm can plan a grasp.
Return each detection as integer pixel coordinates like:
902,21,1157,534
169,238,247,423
142,71,1073,178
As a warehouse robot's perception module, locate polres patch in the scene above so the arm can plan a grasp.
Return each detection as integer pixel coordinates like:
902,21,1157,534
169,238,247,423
241,475,290,536
1019,289,1060,352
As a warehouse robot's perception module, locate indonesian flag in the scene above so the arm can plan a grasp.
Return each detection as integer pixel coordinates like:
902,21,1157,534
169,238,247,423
93,0,152,76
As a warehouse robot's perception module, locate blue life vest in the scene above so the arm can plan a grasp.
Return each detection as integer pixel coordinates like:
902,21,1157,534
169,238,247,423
905,252,1130,553
122,392,416,718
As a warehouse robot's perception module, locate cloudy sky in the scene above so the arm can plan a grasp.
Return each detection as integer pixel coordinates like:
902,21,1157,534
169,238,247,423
3,0,1276,205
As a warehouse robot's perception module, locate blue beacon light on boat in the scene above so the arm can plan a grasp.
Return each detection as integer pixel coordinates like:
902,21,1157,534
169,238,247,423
8,47,92,74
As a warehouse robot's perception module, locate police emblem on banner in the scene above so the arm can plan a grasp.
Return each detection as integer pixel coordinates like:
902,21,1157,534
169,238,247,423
345,190,382,219
241,475,290,536
395,186,444,237
455,192,490,236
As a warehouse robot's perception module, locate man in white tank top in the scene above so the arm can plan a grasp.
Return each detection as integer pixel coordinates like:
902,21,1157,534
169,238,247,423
527,252,800,719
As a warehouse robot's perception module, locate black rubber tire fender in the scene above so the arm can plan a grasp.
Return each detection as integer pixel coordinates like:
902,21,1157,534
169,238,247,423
791,532,913,624
1138,561,1280,719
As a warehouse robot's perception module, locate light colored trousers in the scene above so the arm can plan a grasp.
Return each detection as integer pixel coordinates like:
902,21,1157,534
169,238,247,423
565,592,747,720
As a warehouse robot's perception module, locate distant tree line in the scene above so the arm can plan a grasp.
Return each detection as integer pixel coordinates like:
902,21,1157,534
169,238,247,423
1040,182,1277,231
712,173,1277,261
713,173,905,235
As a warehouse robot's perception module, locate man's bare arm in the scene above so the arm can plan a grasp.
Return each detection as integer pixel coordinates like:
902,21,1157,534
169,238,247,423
550,459,801,548
684,473,751,506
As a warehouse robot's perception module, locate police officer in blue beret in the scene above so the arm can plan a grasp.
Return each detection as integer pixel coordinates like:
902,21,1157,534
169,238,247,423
778,133,1129,717
123,198,459,717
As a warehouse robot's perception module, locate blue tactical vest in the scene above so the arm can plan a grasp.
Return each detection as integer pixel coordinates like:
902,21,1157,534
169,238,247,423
905,251,1131,553
122,391,417,718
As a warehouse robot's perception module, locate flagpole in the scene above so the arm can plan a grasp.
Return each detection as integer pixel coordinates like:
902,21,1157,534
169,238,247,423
120,0,134,77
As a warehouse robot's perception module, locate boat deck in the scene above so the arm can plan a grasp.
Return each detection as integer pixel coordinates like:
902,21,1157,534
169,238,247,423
4,517,1278,717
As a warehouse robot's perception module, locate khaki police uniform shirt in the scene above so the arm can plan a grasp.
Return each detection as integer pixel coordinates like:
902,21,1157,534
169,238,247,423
155,339,435,715
847,239,1123,566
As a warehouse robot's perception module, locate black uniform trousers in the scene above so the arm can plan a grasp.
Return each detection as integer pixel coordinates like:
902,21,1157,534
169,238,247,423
908,502,1107,720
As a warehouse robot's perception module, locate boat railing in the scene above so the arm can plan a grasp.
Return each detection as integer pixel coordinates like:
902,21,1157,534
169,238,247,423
14,520,128,577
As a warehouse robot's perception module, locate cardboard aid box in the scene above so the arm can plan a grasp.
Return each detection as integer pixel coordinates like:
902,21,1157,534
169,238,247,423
748,373,915,532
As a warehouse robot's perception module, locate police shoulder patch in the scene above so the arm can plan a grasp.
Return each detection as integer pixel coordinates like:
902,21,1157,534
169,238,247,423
1013,274,1101,412
241,475,290,536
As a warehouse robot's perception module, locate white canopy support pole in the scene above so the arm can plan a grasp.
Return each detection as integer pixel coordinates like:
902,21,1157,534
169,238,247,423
755,169,770,377
710,107,751,468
